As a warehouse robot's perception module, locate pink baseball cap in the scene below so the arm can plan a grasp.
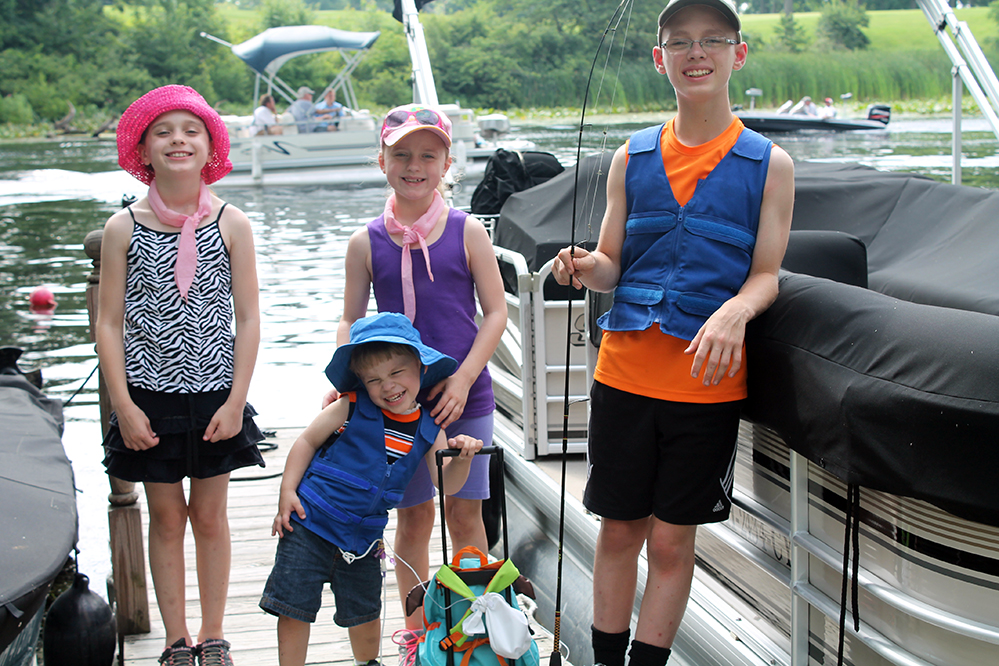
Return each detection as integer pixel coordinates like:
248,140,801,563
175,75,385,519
117,85,232,185
380,104,452,149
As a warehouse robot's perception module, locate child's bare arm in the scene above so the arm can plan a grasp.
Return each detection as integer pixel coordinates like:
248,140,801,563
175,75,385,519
323,228,372,408
686,146,795,385
207,205,261,442
552,145,628,292
273,397,349,537
428,216,507,427
424,431,483,496
96,209,160,451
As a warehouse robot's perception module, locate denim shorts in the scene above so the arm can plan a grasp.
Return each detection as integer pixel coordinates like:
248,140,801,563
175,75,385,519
397,412,493,508
259,522,382,626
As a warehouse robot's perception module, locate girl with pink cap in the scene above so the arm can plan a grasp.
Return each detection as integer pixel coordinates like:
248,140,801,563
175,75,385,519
325,103,507,664
96,85,263,666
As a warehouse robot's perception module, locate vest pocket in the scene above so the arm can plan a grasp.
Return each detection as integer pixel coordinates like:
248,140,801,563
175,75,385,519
308,460,376,492
626,212,677,235
597,282,663,331
673,291,724,317
683,216,755,253
299,484,360,525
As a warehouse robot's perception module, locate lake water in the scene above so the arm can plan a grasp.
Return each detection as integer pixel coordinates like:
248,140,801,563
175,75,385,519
2,115,997,598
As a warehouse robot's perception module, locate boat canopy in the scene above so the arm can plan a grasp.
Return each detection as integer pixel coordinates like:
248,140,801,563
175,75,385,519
232,25,380,78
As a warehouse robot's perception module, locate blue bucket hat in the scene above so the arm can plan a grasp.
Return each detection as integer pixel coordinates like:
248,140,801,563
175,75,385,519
324,312,457,392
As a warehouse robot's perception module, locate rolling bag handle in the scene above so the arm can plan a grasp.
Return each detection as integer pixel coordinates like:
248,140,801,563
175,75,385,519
436,446,505,666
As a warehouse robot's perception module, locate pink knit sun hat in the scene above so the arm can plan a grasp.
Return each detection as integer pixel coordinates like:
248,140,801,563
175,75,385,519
117,85,232,185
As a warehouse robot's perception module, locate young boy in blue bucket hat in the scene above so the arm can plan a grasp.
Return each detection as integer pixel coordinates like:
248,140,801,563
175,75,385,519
260,312,484,666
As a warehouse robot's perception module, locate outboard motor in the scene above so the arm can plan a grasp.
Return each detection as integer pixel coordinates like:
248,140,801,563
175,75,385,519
43,574,116,666
867,104,891,125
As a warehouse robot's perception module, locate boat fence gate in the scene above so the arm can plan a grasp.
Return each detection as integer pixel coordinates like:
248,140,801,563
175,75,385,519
917,0,999,185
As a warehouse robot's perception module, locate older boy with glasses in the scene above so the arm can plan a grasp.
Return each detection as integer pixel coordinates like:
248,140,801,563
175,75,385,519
551,1,794,665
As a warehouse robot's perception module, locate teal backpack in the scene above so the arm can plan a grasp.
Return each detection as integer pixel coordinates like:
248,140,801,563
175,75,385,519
417,546,541,666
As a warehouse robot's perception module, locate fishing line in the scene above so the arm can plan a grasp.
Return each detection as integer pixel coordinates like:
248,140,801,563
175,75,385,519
62,361,99,407
551,3,635,666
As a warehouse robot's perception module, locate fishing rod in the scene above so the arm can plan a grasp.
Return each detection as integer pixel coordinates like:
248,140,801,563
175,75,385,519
550,2,634,665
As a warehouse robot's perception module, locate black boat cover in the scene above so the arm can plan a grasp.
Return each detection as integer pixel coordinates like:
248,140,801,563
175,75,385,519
494,156,999,527
0,374,77,652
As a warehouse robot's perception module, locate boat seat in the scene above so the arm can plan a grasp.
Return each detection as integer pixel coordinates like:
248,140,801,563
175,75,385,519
782,229,868,288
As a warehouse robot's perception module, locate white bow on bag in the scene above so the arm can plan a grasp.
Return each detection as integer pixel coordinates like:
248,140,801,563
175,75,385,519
462,592,533,659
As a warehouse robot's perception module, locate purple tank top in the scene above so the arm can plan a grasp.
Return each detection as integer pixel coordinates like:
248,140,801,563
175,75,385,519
368,208,494,417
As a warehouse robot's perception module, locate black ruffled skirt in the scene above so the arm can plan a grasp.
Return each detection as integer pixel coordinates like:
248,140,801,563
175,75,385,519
102,385,265,484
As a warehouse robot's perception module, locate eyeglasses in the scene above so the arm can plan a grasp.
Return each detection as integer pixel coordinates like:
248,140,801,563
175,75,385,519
660,37,739,53
382,107,444,131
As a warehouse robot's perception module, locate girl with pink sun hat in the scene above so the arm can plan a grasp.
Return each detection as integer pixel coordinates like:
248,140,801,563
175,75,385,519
98,85,263,666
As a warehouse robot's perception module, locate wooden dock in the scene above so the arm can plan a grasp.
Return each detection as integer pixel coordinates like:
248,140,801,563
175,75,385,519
119,428,557,665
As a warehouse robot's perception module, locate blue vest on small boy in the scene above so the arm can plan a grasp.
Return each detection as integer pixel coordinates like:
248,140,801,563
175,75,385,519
597,124,773,342
294,391,440,555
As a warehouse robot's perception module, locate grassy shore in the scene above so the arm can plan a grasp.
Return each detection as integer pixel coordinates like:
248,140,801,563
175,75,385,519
3,8,996,140
214,5,997,51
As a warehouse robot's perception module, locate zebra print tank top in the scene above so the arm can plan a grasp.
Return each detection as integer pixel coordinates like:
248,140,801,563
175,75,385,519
123,205,234,393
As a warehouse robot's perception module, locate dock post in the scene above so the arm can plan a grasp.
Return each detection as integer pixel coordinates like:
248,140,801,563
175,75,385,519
252,139,263,183
84,229,151,636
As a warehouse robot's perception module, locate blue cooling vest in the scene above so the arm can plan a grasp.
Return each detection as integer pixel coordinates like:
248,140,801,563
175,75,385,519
597,124,773,342
294,391,439,555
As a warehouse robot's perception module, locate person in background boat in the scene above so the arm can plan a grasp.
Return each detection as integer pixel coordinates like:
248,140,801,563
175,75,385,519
288,86,318,133
251,94,283,136
819,97,838,119
313,88,347,131
324,103,507,666
790,95,818,116
97,85,264,666
551,1,794,665
261,312,483,666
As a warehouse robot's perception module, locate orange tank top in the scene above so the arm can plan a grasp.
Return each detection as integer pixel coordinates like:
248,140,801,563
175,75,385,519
593,117,749,403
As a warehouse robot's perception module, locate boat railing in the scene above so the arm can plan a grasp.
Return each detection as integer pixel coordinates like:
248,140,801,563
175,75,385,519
917,0,999,184
711,421,999,666
491,246,590,459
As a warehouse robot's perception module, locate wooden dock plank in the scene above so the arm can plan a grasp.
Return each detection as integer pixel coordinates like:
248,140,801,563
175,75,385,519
120,428,441,666
118,428,558,666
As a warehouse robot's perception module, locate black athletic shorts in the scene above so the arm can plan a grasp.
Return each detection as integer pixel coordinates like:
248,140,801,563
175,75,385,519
582,380,741,525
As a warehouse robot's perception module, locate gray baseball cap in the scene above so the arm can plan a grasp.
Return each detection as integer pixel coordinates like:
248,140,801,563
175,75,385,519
657,0,742,42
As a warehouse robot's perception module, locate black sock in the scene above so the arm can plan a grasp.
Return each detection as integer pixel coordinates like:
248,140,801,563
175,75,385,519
591,626,630,666
628,640,672,666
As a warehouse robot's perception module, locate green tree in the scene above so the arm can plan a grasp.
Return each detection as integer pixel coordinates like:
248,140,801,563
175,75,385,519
121,0,251,105
773,13,810,53
817,0,870,50
259,0,315,29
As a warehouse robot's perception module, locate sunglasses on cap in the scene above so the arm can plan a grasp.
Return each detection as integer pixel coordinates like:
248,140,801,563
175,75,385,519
382,107,445,131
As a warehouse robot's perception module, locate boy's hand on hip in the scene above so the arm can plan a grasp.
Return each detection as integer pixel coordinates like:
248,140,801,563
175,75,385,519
685,302,750,385
273,492,306,537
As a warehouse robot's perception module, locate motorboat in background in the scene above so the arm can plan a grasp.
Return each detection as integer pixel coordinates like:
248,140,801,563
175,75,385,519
479,154,999,666
736,103,891,133
201,0,533,186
